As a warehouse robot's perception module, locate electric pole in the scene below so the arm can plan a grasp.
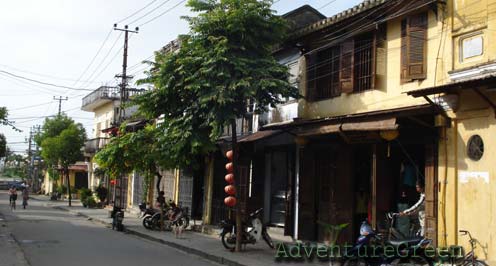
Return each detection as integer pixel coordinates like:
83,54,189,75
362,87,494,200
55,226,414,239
53,96,68,115
112,23,138,209
113,24,139,122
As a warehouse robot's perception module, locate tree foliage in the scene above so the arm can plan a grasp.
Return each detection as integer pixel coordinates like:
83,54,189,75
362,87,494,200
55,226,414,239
1,107,21,132
35,114,86,168
134,0,298,168
0,134,6,158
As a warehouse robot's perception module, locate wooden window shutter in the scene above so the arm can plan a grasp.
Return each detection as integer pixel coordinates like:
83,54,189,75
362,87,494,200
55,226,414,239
306,53,317,101
401,12,428,82
340,39,354,93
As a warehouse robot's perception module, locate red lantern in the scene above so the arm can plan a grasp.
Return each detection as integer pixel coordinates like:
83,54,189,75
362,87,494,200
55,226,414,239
224,196,237,207
225,173,235,184
224,185,236,195
226,150,233,160
225,162,234,173
110,179,116,185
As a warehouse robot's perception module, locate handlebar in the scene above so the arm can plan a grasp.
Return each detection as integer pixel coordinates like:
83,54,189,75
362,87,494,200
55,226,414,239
459,230,473,240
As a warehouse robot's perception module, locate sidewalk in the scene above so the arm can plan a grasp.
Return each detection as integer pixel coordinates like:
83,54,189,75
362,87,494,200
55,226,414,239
31,195,331,266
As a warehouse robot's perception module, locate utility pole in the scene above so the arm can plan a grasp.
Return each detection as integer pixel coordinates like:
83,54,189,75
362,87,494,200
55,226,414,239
112,23,138,209
53,96,68,115
113,24,139,122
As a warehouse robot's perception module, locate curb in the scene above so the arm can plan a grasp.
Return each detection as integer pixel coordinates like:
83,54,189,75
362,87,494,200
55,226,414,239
50,205,246,266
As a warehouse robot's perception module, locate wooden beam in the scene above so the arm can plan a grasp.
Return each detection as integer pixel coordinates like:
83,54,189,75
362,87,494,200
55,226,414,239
473,88,496,118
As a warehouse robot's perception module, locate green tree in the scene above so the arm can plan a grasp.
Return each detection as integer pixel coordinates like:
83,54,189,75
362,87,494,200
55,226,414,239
95,123,164,205
1,107,21,132
0,134,6,158
135,0,298,251
35,114,86,206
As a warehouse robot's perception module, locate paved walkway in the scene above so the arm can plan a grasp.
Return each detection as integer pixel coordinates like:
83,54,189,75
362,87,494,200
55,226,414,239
31,195,334,266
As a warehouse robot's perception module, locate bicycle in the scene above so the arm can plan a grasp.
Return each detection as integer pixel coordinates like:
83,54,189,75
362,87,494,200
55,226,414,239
10,197,16,210
454,230,488,266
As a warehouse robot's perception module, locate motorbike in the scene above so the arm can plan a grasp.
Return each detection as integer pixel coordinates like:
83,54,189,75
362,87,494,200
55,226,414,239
343,220,434,266
139,203,159,230
219,208,274,251
144,205,190,231
111,206,125,232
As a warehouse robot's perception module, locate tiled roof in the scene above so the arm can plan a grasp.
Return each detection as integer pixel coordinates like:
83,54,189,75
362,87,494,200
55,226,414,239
292,0,390,37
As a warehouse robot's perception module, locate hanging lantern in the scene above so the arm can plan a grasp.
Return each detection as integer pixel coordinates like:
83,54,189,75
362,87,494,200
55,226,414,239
225,173,235,184
224,185,236,195
224,196,237,207
380,130,399,158
226,150,233,160
225,162,234,173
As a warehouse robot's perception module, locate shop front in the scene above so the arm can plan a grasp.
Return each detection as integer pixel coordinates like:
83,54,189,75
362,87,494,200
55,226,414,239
265,105,440,245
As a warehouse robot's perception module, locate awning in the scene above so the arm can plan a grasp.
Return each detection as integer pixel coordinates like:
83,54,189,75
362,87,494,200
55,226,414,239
406,75,496,97
239,130,282,143
293,118,397,137
262,104,436,134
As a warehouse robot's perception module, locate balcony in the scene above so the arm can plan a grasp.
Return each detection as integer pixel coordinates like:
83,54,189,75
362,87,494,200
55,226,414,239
81,86,120,112
84,137,110,155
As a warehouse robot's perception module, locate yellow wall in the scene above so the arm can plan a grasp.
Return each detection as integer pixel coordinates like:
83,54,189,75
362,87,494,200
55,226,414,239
298,10,449,119
452,0,496,70
439,90,496,264
433,1,496,264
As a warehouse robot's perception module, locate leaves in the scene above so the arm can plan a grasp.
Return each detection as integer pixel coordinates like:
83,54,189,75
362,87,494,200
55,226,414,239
133,0,298,168
36,114,86,169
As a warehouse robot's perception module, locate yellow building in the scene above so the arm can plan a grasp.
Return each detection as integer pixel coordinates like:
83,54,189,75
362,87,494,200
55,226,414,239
406,0,496,263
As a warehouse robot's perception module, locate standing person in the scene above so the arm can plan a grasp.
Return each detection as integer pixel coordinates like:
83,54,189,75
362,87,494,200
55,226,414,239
22,187,29,209
400,180,425,237
8,187,17,209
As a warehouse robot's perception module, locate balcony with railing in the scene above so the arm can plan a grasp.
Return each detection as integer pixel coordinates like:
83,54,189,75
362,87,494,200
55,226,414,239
84,137,110,155
81,86,147,112
81,86,120,112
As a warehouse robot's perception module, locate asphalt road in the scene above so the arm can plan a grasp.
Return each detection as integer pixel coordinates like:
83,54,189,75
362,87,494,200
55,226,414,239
0,191,219,266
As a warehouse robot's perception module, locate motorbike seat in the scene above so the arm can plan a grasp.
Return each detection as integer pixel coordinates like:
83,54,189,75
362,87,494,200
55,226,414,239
387,237,423,247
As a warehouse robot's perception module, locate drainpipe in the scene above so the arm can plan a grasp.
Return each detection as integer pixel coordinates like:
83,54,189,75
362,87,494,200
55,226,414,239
442,125,448,246
453,119,459,245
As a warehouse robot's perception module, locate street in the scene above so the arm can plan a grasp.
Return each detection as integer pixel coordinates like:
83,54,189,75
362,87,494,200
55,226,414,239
0,191,219,266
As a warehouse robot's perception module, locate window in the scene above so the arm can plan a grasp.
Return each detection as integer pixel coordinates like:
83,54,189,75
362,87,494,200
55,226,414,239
307,31,379,101
461,34,483,61
401,12,428,83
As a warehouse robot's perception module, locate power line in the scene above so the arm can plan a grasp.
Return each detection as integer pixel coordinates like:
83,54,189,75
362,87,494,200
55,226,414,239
9,101,53,111
0,70,92,91
71,28,114,88
318,0,338,10
117,0,161,24
138,0,187,27
0,64,103,84
127,0,173,26
76,32,124,90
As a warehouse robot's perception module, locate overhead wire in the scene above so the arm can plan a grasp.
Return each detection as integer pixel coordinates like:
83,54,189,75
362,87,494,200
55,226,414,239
0,70,92,91
117,0,161,24
137,0,188,27
127,0,174,26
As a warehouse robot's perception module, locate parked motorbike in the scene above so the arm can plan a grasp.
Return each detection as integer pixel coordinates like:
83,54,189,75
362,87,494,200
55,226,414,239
219,208,274,251
143,205,190,231
343,220,434,266
139,203,158,230
111,206,125,232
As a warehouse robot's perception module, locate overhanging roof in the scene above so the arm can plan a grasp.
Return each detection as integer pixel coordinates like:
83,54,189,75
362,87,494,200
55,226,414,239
262,104,436,133
406,75,496,97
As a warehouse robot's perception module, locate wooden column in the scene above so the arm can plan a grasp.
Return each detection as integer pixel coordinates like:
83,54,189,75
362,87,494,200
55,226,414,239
371,144,377,229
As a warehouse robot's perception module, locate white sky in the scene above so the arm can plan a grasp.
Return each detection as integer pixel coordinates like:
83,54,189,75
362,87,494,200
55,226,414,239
0,0,362,154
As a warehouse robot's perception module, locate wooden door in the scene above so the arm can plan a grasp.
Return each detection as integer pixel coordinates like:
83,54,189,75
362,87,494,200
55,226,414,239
298,147,316,240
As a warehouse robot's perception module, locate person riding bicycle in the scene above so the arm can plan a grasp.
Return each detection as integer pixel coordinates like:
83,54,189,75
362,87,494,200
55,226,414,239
8,187,18,208
400,179,425,237
21,187,29,209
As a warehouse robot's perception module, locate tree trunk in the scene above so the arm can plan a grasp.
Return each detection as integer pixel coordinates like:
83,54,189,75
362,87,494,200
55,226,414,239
65,167,72,207
231,120,243,252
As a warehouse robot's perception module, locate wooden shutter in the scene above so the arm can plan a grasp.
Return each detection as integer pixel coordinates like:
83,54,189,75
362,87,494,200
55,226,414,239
306,54,317,101
424,143,438,246
340,39,355,93
401,12,428,82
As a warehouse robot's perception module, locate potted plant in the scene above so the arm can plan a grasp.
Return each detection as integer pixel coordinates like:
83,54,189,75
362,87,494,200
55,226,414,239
95,185,108,207
78,188,92,207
